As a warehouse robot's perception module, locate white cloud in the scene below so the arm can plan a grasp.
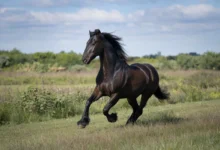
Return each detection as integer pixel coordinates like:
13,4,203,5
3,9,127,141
1,3,220,56
130,4,220,21
0,7,20,14
168,4,217,19
126,4,220,33
73,8,125,22
107,0,116,1
0,8,125,25
128,10,145,21
0,8,6,14
1,4,219,36
37,0,53,6
0,8,34,23
26,0,61,7
127,23,135,27
25,0,123,7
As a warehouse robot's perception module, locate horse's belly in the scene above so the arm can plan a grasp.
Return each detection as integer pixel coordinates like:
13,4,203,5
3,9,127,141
117,79,146,98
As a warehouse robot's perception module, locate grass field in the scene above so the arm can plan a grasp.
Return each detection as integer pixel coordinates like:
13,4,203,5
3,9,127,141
0,69,219,149
0,99,220,150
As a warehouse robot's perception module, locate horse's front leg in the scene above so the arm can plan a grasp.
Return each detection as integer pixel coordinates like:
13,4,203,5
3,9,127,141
77,87,102,128
103,94,120,123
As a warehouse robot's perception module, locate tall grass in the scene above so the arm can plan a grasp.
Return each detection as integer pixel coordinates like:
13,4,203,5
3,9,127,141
0,71,97,85
0,70,220,125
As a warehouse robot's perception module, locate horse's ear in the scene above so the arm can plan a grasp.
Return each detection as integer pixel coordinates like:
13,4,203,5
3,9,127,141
89,30,92,37
94,29,101,35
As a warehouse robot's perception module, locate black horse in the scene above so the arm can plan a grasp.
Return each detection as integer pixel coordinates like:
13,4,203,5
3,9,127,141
77,29,169,128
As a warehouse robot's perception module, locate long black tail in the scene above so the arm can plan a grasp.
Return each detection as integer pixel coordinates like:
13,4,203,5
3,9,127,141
154,86,170,100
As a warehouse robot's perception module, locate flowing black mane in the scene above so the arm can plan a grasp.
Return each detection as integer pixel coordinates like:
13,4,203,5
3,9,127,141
102,32,127,61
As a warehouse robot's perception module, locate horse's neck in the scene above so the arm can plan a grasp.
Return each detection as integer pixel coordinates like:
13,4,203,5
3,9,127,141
99,48,119,80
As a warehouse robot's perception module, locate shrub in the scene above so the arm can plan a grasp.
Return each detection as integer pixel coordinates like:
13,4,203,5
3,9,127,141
0,56,10,68
20,87,86,119
157,57,179,70
184,71,220,89
176,54,200,69
0,103,12,125
0,86,89,125
199,52,220,70
21,87,56,116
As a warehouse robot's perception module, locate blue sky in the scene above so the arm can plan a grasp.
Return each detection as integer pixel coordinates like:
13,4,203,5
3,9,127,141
0,0,220,56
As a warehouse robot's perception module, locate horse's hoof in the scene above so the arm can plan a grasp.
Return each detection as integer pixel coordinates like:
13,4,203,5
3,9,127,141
107,113,118,123
77,117,90,128
77,123,86,129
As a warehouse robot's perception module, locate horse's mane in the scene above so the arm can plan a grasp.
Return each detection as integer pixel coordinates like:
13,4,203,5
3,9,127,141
102,32,127,61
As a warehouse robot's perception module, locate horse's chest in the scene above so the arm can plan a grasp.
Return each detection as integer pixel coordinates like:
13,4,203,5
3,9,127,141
97,71,128,96
98,81,114,96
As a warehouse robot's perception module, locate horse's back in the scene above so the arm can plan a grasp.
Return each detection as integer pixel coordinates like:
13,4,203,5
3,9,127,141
129,63,159,85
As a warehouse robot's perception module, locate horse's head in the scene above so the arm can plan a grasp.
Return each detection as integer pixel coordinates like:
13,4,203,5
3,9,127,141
82,29,105,64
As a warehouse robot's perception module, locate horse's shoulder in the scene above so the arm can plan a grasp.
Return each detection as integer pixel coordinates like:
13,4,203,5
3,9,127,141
96,69,104,84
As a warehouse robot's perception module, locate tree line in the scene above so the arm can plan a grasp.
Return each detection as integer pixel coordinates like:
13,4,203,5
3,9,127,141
0,48,219,70
0,48,82,68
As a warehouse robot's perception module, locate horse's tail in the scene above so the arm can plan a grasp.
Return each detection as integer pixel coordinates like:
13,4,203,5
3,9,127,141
154,86,169,100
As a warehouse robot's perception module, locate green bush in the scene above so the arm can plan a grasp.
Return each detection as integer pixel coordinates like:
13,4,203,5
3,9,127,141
20,87,87,119
167,71,220,103
21,87,57,116
176,54,200,69
199,52,220,70
184,71,220,89
0,86,91,125
0,56,10,68
0,103,12,125
157,57,179,70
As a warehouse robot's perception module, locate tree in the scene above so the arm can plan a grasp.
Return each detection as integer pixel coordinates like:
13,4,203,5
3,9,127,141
176,54,200,69
199,52,220,70
0,56,10,68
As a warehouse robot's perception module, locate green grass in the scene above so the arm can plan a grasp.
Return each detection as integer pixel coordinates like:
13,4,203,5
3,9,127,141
0,71,97,85
1,70,220,125
0,99,220,150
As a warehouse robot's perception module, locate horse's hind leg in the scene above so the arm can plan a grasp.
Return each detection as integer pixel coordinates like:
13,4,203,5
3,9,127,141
126,98,139,125
133,92,153,123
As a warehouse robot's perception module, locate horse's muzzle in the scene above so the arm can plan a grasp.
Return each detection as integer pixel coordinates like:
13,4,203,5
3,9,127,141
82,58,88,64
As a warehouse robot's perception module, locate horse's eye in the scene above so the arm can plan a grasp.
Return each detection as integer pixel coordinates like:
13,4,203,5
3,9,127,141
92,41,96,45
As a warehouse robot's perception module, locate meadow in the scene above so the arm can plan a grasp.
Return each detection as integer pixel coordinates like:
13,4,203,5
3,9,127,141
0,54,220,149
0,98,220,150
0,69,219,124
